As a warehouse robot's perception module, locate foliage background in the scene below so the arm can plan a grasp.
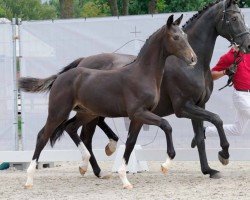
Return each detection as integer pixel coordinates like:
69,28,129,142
0,0,249,20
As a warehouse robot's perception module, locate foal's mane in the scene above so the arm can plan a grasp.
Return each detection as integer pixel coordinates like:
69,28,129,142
182,0,238,30
137,26,166,58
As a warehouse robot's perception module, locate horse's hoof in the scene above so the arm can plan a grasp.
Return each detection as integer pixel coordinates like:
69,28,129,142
105,144,113,156
218,152,229,166
98,171,112,179
123,184,133,189
105,140,117,156
209,171,222,179
24,184,33,189
79,166,87,176
161,165,168,175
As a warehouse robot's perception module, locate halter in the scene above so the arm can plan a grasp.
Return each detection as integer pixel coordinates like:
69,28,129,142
221,0,250,47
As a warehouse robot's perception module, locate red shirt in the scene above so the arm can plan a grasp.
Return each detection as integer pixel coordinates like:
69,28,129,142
212,48,250,90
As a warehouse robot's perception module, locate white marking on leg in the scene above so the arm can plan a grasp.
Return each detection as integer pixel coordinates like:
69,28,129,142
108,139,117,153
25,160,37,188
78,142,91,171
162,155,172,170
118,159,133,189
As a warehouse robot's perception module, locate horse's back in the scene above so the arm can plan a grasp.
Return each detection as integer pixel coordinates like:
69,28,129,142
78,53,135,70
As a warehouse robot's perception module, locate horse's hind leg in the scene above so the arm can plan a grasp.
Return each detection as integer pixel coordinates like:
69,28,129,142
25,115,72,189
65,116,91,177
25,105,90,188
80,118,111,179
192,119,221,179
97,117,119,156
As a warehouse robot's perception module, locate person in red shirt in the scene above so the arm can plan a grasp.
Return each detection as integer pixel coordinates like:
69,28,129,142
205,45,250,136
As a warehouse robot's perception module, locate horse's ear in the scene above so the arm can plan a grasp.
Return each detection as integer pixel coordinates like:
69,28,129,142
226,0,233,7
167,14,174,27
173,14,183,26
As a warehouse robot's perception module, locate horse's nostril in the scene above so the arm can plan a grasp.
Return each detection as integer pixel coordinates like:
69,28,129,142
191,57,195,62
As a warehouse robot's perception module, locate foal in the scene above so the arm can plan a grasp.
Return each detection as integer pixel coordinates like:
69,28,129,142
20,14,197,189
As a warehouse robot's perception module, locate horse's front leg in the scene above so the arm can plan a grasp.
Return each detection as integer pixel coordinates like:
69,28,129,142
175,102,229,165
191,119,221,179
132,110,175,174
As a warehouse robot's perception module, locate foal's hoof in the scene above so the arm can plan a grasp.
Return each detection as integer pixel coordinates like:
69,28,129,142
161,165,168,175
209,170,222,179
98,171,112,179
24,184,33,189
123,183,133,190
105,144,113,156
79,166,87,176
218,152,229,166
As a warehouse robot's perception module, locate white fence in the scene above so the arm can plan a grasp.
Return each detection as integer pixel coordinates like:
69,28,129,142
1,9,250,162
0,21,17,151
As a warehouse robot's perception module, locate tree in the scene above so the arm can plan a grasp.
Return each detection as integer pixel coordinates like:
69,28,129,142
0,0,57,20
148,0,156,14
122,0,129,15
108,0,119,16
59,0,73,18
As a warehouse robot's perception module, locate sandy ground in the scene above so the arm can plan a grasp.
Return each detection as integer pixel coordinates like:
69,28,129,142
0,161,250,200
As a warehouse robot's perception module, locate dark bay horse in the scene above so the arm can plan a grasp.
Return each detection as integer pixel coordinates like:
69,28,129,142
19,15,197,189
48,0,250,178
26,0,250,180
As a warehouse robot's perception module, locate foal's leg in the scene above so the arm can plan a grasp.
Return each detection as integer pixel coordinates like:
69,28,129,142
132,110,175,173
118,110,175,189
80,119,111,179
97,117,119,156
191,119,221,179
177,102,230,165
65,117,91,176
25,110,90,189
118,120,142,189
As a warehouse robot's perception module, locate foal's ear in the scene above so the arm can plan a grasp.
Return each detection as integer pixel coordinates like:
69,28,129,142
167,14,174,28
173,14,183,26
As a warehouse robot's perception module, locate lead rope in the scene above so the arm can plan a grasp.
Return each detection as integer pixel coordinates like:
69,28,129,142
219,50,242,90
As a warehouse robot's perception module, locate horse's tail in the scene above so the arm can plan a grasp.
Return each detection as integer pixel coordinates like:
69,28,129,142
50,116,77,147
18,57,84,93
18,75,57,93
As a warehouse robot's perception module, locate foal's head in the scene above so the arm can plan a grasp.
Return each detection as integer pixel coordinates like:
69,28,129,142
164,15,197,66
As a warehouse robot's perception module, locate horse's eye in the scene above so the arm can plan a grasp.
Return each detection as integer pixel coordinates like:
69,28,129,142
232,17,237,21
173,35,180,40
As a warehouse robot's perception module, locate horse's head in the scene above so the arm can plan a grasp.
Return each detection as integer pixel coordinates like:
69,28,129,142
164,15,197,66
216,0,250,53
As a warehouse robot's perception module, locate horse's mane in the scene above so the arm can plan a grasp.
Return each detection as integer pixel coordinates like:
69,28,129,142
137,26,165,58
182,0,239,30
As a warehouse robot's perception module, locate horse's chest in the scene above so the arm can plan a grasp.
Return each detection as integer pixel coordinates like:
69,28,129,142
144,90,160,110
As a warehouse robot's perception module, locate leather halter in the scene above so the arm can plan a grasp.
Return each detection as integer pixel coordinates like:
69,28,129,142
221,0,250,47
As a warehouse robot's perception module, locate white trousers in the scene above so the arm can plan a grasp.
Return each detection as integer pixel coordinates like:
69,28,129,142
206,89,250,136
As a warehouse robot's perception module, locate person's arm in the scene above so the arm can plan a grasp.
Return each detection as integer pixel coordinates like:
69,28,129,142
211,70,226,80
211,49,235,81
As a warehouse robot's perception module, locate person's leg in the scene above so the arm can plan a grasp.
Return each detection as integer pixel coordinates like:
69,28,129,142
206,90,250,136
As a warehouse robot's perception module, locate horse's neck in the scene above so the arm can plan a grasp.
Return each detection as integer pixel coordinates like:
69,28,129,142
135,33,167,80
185,5,220,73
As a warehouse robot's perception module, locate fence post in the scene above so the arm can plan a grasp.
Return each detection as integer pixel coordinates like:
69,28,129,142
12,18,19,151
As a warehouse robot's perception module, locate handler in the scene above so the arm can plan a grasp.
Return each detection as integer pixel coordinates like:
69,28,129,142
205,44,250,136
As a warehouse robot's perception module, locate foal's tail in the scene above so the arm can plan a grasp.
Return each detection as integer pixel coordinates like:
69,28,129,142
50,116,77,147
18,57,83,93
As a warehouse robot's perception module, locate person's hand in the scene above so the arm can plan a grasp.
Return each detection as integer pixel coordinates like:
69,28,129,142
224,64,236,76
